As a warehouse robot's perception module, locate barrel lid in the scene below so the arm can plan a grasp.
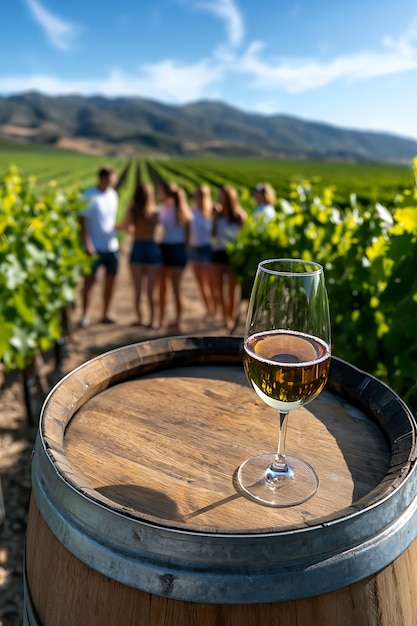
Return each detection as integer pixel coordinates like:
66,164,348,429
32,336,417,603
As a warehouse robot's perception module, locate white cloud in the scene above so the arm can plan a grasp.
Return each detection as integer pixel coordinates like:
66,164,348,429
5,11,417,111
0,59,224,103
196,0,244,47
251,100,280,115
24,0,79,51
238,20,417,93
140,58,225,101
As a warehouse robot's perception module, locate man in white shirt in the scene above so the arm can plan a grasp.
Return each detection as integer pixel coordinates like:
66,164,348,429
79,166,119,327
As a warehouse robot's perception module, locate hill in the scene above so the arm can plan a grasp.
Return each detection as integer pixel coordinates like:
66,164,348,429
0,91,416,163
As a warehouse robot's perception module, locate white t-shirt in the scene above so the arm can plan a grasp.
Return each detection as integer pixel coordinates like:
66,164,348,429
81,187,119,252
253,203,276,222
190,208,212,247
158,203,186,244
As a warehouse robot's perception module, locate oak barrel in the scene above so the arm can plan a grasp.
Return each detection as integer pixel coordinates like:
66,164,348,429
24,336,417,626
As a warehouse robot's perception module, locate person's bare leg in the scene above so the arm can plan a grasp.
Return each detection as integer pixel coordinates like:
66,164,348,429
130,264,143,323
103,272,116,320
171,267,184,326
147,266,159,328
158,267,167,328
192,263,214,317
201,263,216,317
226,270,240,330
208,264,219,319
211,264,227,324
219,265,229,326
81,274,95,323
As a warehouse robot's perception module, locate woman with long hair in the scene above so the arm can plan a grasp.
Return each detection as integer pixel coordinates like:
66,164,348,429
157,181,192,328
211,185,247,330
252,182,276,221
119,182,161,328
189,184,215,320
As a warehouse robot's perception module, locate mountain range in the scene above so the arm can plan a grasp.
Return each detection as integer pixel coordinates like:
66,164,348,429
0,91,416,163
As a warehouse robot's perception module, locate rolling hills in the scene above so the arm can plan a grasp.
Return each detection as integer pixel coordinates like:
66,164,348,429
0,91,416,163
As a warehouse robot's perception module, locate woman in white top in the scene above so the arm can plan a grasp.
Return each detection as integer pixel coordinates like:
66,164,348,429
212,185,247,330
252,182,276,222
158,181,192,328
189,184,215,320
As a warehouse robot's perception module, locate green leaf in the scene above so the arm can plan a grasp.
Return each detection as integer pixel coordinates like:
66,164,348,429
0,255,27,289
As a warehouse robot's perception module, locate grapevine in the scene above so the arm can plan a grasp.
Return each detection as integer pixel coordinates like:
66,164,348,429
0,167,90,372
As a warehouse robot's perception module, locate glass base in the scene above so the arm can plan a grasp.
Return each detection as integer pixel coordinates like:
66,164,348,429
237,453,319,507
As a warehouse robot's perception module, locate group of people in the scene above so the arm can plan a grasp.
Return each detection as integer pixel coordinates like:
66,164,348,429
78,166,277,331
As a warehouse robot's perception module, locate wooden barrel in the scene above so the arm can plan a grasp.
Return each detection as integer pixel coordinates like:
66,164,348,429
24,336,417,626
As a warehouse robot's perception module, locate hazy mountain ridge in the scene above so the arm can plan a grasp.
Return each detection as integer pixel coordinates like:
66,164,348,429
0,91,416,163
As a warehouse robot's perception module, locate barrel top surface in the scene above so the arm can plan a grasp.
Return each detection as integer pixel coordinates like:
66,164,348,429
40,336,417,535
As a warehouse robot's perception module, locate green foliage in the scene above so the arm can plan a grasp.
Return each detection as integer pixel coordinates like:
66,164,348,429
0,167,90,371
115,160,136,221
228,162,417,412
169,158,412,208
2,147,417,414
138,159,151,184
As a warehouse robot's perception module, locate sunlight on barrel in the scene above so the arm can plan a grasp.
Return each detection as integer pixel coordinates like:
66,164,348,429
24,336,417,626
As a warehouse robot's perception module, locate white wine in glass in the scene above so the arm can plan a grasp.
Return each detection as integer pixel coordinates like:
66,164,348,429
238,258,331,507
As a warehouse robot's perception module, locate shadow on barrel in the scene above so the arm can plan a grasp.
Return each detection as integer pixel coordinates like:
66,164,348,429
97,484,180,521
97,480,248,523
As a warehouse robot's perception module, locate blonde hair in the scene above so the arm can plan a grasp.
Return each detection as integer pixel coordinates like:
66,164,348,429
219,185,243,224
262,182,276,206
194,184,212,219
255,182,276,206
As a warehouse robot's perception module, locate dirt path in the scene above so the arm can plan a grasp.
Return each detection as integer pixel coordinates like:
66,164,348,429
0,236,246,626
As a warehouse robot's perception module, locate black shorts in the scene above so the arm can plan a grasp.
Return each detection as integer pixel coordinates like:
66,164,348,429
92,250,119,276
160,243,188,268
212,250,229,265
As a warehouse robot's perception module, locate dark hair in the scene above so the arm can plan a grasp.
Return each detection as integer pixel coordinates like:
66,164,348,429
161,181,191,225
161,181,179,202
98,166,115,180
131,183,155,222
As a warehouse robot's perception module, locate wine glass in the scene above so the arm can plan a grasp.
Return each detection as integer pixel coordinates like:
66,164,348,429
238,258,331,507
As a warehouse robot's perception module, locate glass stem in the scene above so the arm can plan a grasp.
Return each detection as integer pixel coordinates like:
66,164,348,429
272,411,289,472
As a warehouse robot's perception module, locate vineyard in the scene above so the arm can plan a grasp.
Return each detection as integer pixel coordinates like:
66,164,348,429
2,148,417,413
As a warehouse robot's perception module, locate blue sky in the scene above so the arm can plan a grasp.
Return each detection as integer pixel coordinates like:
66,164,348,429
2,0,417,139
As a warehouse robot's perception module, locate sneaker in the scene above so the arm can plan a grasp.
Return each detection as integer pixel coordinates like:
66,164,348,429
79,317,90,329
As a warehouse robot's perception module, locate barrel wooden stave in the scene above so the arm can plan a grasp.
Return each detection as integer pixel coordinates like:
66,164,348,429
25,336,417,625
26,497,417,626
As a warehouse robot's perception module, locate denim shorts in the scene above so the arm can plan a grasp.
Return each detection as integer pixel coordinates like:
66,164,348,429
130,240,162,266
160,243,188,268
188,244,213,264
92,250,119,276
